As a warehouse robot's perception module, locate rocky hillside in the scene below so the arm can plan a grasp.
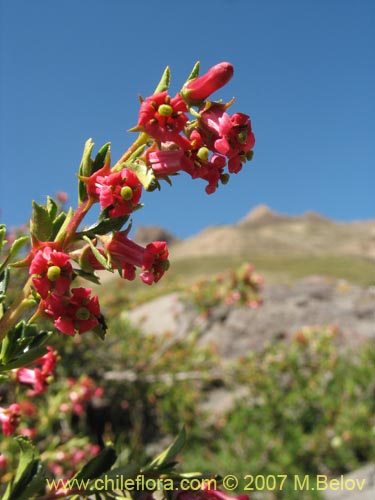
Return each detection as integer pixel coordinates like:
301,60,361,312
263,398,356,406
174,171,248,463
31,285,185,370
169,205,375,259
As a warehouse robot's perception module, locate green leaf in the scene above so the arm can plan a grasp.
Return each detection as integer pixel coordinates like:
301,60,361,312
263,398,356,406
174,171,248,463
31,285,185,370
0,345,49,372
46,196,58,219
0,224,7,252
78,138,95,202
154,65,171,93
145,427,186,471
81,212,130,237
73,446,117,482
124,161,156,190
2,437,42,500
82,236,112,271
54,207,74,244
73,268,101,285
92,314,108,341
186,61,200,83
51,211,67,239
93,142,111,174
7,236,30,261
30,201,53,242
0,267,10,297
0,321,51,369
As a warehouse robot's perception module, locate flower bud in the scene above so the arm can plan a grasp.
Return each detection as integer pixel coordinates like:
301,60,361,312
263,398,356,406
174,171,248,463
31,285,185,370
182,62,234,103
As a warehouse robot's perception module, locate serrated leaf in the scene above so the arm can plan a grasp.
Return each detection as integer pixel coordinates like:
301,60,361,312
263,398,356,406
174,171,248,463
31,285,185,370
78,138,95,202
2,437,41,500
82,212,130,237
124,161,156,190
51,211,67,239
46,196,58,219
154,66,171,93
93,142,111,174
145,427,186,471
0,345,50,372
30,201,53,242
73,446,117,482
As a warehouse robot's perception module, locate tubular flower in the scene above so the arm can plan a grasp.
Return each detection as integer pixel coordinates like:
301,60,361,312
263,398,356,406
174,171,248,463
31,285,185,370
94,168,142,217
200,105,255,173
29,246,73,298
137,91,188,145
41,288,101,336
146,149,184,176
105,232,170,285
16,368,49,396
15,346,58,395
182,62,234,103
0,404,21,436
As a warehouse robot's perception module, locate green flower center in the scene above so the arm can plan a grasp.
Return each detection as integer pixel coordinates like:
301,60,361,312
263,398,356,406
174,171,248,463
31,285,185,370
47,265,61,281
76,307,91,321
197,147,209,162
121,186,133,201
158,104,173,116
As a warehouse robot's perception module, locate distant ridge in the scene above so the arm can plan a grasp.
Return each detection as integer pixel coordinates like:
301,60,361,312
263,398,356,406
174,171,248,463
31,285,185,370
170,205,375,259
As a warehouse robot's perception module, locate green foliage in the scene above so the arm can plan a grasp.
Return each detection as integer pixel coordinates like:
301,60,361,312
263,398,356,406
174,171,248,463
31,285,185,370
182,326,375,499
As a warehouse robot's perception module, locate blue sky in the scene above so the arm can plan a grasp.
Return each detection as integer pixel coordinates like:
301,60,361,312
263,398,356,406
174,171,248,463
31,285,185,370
1,0,374,238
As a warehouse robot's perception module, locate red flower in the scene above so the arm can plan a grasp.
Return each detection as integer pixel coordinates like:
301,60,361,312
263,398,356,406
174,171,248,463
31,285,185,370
0,404,21,436
42,288,101,336
95,168,142,217
15,346,57,395
34,346,58,376
106,232,170,285
182,62,234,103
16,368,50,396
147,149,184,175
138,91,188,145
29,246,73,298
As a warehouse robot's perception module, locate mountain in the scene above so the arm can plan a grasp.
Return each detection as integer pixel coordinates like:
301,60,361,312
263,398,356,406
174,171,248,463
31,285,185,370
170,205,375,260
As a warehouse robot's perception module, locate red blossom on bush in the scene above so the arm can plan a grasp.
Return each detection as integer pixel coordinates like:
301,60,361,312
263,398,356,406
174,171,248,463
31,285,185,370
0,404,21,436
60,377,104,416
29,246,73,298
138,91,188,145
41,288,101,336
200,105,255,174
94,168,142,217
106,232,169,285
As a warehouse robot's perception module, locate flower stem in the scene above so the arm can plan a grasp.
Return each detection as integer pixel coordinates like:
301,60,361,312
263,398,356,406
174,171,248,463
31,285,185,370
62,197,94,248
0,277,33,342
112,132,149,172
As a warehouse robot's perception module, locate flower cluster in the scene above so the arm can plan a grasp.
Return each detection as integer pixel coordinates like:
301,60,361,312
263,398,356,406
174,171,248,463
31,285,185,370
139,62,255,194
29,245,101,336
60,376,104,416
189,263,263,317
